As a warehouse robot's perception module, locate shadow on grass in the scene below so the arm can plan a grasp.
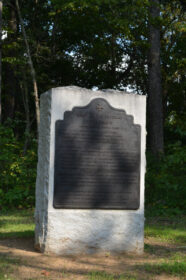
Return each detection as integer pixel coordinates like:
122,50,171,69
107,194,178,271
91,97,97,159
0,253,21,265
1,250,186,280
0,251,139,280
145,220,186,245
0,254,20,280
0,237,35,253
0,211,185,280
88,271,137,280
0,230,34,239
0,210,34,240
144,243,186,256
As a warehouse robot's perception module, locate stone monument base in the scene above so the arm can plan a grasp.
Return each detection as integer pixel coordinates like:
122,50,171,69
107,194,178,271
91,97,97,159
35,86,146,255
35,210,144,255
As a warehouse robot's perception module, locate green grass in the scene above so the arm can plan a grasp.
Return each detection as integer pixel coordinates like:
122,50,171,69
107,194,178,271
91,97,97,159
0,210,185,280
0,210,34,279
0,255,20,280
145,216,186,244
138,260,186,277
145,226,186,244
136,253,186,278
88,271,137,280
0,210,34,238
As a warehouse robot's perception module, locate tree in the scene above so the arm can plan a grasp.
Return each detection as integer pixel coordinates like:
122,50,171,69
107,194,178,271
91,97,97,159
1,0,185,147
3,0,17,120
161,0,186,121
148,0,164,154
0,0,2,123
15,0,40,135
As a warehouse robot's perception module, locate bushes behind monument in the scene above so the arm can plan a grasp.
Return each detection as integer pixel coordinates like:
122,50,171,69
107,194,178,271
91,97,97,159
146,145,186,215
0,124,37,210
146,116,186,215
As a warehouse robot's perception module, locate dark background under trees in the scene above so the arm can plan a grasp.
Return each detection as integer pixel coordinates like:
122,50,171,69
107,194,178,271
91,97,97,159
0,0,185,214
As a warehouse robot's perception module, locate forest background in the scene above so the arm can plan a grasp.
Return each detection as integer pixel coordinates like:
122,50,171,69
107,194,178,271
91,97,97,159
0,0,185,215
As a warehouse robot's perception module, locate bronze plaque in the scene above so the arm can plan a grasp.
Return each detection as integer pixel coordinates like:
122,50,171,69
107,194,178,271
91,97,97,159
53,98,141,209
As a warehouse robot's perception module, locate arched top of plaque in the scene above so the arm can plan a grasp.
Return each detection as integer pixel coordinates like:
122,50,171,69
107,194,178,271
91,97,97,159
54,97,141,209
63,98,140,131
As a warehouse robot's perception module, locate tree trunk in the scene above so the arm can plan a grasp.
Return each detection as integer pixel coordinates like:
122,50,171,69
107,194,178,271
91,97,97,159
4,0,17,121
15,0,40,136
21,70,31,155
148,0,164,154
0,1,2,123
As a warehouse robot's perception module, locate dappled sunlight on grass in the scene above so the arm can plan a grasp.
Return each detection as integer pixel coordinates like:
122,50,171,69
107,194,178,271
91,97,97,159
136,260,186,277
0,255,20,280
0,210,34,238
145,216,186,244
88,271,137,280
135,253,186,277
0,211,185,279
145,226,186,244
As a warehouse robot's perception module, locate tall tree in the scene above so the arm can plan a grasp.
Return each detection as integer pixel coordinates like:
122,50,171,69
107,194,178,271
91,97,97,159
161,0,186,121
0,0,2,123
4,0,17,120
1,0,184,145
15,0,40,135
148,0,164,154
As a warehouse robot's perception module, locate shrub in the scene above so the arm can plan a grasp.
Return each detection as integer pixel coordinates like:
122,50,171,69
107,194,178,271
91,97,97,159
145,142,186,215
0,125,37,209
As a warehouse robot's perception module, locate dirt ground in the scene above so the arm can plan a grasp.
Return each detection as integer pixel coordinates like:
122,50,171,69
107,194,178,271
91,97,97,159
0,237,185,280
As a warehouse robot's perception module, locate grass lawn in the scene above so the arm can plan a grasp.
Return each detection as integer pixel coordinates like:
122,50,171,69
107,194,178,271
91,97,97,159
0,210,185,280
0,210,34,239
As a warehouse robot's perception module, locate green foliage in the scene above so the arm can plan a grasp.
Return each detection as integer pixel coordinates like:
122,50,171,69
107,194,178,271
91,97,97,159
1,0,185,212
146,111,186,215
0,125,37,210
145,142,186,215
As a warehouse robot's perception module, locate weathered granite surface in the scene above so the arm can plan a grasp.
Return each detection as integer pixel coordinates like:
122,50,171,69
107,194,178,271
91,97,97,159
35,86,146,255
